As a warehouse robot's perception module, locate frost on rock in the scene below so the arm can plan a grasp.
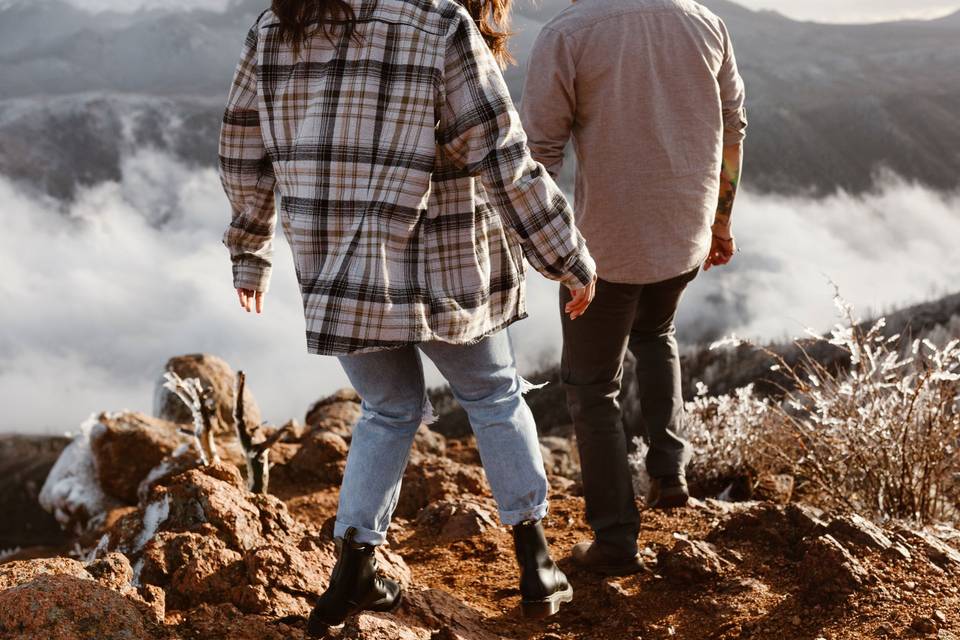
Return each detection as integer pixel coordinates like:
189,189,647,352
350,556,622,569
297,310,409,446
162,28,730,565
39,415,122,534
134,495,170,553
0,547,21,562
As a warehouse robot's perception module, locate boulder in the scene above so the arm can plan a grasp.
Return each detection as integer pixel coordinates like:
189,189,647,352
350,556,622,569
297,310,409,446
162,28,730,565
752,473,795,504
39,420,124,534
286,430,349,485
341,613,432,640
394,452,489,519
826,514,893,554
401,589,504,640
86,551,135,592
99,461,410,618
415,499,499,542
304,389,362,436
894,526,960,570
798,535,869,599
413,426,446,456
89,412,182,504
657,538,730,583
0,574,169,640
174,603,306,640
444,437,482,466
539,436,580,480
0,556,90,590
708,503,828,551
155,354,261,434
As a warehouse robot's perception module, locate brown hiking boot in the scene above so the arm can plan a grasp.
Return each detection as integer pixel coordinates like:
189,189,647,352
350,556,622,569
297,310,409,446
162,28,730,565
646,475,689,509
570,541,645,576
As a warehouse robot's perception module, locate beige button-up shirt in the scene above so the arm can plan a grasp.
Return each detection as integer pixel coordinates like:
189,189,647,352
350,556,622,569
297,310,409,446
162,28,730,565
521,0,747,285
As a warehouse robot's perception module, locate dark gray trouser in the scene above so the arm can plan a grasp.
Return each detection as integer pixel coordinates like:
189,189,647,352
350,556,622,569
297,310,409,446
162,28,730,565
560,268,697,556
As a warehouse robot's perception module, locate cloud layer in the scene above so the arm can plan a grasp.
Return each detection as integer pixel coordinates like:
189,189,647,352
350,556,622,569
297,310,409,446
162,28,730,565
1,152,958,433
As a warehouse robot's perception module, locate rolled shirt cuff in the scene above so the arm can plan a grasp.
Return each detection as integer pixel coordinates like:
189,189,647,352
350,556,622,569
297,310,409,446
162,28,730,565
560,250,597,290
722,107,748,146
232,256,272,293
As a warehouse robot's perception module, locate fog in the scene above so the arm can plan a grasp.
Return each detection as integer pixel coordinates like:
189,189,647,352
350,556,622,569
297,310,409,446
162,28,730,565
1,152,958,433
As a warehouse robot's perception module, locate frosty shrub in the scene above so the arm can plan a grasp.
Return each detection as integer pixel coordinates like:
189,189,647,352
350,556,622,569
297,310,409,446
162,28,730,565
641,295,960,524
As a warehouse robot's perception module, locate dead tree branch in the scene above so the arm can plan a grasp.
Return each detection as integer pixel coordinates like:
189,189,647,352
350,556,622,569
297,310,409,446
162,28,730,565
234,371,291,494
163,371,219,466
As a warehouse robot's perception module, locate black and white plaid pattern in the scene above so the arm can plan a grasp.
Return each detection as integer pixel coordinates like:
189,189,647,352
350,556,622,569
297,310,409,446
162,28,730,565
220,0,594,355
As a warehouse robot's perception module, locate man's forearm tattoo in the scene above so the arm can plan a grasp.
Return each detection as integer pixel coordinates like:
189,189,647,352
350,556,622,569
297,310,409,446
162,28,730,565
715,146,742,229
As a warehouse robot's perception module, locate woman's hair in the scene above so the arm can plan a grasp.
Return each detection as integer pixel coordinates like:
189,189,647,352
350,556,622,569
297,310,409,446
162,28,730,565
457,0,514,66
271,0,358,53
271,0,514,66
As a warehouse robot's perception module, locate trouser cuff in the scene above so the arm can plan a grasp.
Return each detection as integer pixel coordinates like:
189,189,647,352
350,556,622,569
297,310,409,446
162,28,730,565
333,520,387,546
499,502,549,526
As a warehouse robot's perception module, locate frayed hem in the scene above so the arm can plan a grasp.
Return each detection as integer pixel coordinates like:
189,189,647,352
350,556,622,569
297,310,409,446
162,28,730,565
421,395,439,427
519,377,549,395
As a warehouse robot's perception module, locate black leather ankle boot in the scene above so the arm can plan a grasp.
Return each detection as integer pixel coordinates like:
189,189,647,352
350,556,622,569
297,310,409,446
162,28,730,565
307,528,403,635
512,520,574,619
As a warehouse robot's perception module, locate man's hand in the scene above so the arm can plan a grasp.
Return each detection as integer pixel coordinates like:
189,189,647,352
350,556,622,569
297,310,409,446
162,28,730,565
237,288,265,314
565,277,597,320
704,232,736,271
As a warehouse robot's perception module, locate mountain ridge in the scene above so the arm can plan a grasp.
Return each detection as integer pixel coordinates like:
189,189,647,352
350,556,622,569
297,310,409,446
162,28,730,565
1,0,959,197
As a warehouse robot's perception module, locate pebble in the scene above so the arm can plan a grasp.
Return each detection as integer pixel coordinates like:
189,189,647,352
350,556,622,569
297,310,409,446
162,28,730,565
933,610,947,625
791,616,802,626
912,617,938,634
904,581,917,590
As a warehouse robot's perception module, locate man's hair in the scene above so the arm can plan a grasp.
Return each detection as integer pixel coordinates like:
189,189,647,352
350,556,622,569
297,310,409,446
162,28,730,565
270,0,514,66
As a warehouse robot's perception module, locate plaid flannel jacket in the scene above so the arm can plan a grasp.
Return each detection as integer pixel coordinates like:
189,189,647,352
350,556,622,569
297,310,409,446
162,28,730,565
220,0,595,356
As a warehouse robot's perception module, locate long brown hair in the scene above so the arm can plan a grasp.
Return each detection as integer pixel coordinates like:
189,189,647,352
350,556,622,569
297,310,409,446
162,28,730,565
271,0,358,54
271,0,515,66
458,0,514,67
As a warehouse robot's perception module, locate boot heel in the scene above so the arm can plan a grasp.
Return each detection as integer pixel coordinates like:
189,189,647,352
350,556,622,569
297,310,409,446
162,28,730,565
520,585,573,619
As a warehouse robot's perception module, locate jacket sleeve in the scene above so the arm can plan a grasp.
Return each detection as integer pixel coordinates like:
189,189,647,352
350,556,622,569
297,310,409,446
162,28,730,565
436,11,595,290
519,27,577,179
717,19,748,146
219,22,277,293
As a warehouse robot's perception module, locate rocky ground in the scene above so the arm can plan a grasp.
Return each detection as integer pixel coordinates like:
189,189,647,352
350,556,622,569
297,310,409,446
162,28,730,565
1,355,959,640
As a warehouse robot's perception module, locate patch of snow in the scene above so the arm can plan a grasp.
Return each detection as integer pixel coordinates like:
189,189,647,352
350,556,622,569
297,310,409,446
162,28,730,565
137,442,190,500
38,414,121,534
131,558,145,587
133,494,170,553
0,547,22,562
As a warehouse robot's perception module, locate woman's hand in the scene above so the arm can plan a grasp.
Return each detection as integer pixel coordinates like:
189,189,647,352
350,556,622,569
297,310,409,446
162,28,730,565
565,276,597,320
237,288,265,314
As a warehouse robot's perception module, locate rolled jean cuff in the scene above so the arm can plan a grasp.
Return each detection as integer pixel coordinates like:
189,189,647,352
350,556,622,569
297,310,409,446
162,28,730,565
498,501,549,527
333,520,387,546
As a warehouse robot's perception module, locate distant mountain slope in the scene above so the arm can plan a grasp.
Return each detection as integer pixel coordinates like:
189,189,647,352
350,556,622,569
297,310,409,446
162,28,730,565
0,0,958,198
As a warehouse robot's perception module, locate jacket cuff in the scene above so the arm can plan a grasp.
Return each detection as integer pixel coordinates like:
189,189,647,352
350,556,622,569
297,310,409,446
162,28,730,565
232,257,272,293
560,250,597,290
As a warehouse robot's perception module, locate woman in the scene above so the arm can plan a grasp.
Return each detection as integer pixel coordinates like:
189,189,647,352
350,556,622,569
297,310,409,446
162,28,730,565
219,0,596,632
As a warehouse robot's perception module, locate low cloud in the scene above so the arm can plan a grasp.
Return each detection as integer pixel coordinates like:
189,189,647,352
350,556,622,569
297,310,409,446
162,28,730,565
1,152,958,433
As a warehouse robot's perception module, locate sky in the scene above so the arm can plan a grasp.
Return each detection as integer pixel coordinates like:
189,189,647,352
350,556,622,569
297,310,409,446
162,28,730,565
62,0,959,24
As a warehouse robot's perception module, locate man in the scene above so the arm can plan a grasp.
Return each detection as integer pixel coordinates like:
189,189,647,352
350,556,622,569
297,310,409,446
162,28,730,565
521,0,747,575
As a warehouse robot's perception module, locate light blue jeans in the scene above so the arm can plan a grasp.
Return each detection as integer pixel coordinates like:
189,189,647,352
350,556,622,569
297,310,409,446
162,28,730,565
333,330,549,545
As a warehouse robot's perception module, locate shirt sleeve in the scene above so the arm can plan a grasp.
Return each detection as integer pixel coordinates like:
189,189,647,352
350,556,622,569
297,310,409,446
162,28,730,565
219,22,277,293
519,27,577,179
437,11,595,290
717,19,748,146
